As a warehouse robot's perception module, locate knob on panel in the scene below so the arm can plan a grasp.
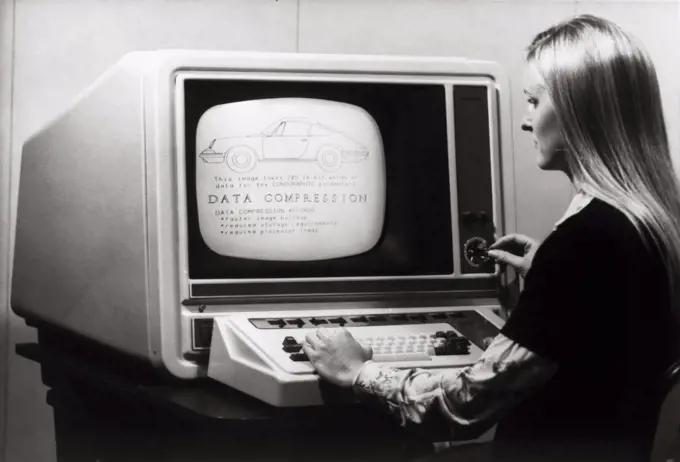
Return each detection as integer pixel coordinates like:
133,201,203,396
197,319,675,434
463,236,491,268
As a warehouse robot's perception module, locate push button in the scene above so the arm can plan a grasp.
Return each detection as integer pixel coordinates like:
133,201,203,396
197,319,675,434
368,315,387,322
445,338,470,355
286,318,305,328
283,344,302,353
434,337,470,356
282,336,303,353
267,319,286,328
282,336,297,346
327,317,347,326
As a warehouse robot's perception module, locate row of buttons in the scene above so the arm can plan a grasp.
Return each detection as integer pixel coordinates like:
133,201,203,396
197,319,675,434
253,312,469,330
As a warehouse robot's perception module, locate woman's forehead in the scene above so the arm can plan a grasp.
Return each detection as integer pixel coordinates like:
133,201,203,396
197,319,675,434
523,64,546,95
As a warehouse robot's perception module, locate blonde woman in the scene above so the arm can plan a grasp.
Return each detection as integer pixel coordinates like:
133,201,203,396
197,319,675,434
302,15,680,462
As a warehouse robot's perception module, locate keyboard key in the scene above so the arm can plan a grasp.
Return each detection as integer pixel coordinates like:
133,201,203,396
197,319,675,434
282,336,298,346
283,344,302,353
286,318,305,328
290,353,309,362
434,338,471,355
268,319,286,328
350,316,369,323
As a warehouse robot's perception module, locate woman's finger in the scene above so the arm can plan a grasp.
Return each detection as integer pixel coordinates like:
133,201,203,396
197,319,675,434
302,341,316,359
489,233,531,249
315,327,335,341
305,332,322,349
489,234,521,249
487,249,524,268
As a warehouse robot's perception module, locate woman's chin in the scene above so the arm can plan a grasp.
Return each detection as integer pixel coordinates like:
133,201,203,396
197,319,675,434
537,157,565,173
536,156,557,171
534,145,567,173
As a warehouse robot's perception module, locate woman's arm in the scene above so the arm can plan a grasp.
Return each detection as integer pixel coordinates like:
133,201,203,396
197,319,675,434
352,333,558,437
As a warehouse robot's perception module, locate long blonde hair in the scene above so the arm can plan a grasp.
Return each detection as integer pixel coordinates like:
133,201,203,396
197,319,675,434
528,14,680,311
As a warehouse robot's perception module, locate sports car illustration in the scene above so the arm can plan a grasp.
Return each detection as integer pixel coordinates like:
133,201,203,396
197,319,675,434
198,117,370,172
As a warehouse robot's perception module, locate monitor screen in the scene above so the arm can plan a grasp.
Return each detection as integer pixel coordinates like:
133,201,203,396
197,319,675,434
184,80,454,280
195,98,386,262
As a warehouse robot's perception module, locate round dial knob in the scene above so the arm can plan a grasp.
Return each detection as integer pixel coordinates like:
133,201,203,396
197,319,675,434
463,237,491,268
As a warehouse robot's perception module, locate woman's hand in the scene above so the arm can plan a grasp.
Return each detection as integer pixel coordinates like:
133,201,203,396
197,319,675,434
303,327,373,388
487,233,540,278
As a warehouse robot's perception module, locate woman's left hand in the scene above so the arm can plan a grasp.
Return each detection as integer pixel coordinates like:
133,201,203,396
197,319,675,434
303,327,373,388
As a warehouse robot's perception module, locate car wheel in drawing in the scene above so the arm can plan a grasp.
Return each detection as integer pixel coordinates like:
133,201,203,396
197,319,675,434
317,146,343,171
225,146,258,173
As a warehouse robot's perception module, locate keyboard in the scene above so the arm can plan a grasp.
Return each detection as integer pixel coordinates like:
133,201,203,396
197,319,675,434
282,323,482,371
207,307,504,407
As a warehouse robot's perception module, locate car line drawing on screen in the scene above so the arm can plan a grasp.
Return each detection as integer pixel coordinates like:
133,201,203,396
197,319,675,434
198,117,370,173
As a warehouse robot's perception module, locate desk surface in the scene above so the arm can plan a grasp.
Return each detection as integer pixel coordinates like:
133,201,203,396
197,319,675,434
16,340,396,428
14,324,450,438
13,324,493,462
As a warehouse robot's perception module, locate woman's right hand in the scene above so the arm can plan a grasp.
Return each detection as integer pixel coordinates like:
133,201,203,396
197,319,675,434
487,234,540,278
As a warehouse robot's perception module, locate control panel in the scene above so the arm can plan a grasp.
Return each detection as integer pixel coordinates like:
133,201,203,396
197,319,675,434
206,306,504,407
454,85,496,274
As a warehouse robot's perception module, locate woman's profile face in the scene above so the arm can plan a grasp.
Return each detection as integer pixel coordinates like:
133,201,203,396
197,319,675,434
521,65,567,173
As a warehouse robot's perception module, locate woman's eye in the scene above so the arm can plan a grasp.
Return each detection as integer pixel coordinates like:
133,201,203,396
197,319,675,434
527,98,538,107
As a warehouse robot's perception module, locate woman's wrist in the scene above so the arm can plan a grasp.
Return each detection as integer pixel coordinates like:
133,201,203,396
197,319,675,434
351,360,373,387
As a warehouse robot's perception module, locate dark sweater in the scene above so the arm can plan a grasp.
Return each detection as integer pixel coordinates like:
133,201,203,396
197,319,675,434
495,198,680,462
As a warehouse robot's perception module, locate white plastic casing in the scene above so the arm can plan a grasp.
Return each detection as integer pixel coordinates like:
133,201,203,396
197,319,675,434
11,50,515,385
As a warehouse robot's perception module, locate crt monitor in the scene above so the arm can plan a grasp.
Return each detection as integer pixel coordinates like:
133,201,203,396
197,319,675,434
11,51,515,405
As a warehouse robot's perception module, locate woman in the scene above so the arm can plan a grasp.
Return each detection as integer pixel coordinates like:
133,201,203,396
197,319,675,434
302,14,680,462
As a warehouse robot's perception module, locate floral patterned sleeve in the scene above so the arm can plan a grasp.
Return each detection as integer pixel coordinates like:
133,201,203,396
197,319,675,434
351,333,557,435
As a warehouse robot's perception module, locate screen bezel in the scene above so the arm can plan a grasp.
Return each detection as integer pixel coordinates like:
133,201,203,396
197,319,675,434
172,71,502,301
